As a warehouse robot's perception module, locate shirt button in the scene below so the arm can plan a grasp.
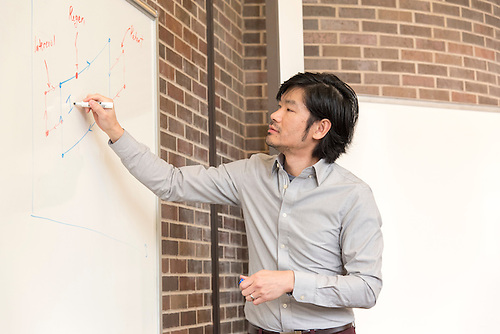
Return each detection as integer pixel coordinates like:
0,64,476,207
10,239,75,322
300,295,305,300
280,244,285,249
283,303,288,309
282,213,287,218
308,175,312,178
283,184,288,189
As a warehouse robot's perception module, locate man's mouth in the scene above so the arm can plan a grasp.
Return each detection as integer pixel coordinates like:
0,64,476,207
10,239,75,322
268,124,279,134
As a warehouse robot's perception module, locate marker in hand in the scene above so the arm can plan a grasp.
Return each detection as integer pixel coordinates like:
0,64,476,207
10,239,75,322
74,101,113,109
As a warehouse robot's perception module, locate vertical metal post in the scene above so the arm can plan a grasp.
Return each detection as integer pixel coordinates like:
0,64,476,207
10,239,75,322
266,0,280,119
206,1,220,333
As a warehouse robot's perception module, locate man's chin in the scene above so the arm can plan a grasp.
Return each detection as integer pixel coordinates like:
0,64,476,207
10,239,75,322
265,136,274,148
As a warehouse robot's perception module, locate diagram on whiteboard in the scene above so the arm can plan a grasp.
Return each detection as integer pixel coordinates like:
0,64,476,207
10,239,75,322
31,2,153,242
33,5,144,157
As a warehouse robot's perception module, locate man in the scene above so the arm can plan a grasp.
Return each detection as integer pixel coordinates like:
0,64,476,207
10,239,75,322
84,72,383,334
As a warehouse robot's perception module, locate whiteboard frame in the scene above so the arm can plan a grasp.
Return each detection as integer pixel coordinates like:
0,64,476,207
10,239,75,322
126,0,158,19
127,1,162,332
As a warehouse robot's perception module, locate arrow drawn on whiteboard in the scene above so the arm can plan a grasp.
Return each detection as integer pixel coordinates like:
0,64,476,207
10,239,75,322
61,122,95,158
59,39,110,87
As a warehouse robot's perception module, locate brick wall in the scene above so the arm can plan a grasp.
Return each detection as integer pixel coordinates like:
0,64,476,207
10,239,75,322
213,1,250,333
145,0,266,333
243,1,268,157
303,0,500,106
151,0,215,332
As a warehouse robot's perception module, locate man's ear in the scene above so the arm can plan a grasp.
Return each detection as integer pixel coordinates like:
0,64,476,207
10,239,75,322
312,119,331,140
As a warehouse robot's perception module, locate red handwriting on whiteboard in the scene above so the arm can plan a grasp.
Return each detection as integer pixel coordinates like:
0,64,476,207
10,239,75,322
74,32,79,78
43,60,56,96
42,60,61,137
130,26,144,44
122,25,144,46
34,35,56,53
111,25,144,99
68,6,85,28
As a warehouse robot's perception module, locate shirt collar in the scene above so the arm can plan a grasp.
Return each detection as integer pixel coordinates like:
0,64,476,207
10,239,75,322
311,158,333,186
271,153,333,186
271,153,285,174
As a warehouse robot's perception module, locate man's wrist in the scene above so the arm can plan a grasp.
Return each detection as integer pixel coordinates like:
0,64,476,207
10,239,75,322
108,127,124,143
288,270,295,293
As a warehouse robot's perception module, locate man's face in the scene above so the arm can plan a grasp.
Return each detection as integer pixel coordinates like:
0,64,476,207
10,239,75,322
266,88,317,156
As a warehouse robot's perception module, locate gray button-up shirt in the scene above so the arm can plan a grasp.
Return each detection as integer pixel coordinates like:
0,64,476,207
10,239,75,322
111,131,383,332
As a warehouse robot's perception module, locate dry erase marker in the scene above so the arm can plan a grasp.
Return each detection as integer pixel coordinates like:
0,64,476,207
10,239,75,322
73,101,114,108
239,278,244,285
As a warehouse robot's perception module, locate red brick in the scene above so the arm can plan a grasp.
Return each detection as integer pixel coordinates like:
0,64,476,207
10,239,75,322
364,73,400,85
363,21,398,33
432,3,460,16
435,53,463,66
342,59,378,71
416,38,446,52
163,313,180,329
475,46,495,60
380,35,414,48
362,0,396,6
415,13,445,27
419,88,450,101
340,33,378,45
403,75,435,88
400,24,432,37
320,19,359,31
448,42,474,56
378,9,412,22
399,0,431,11
449,67,475,80
323,45,361,57
381,61,416,73
382,86,417,98
351,85,380,95
304,32,338,44
434,28,461,42
170,294,188,309
418,64,448,76
464,57,487,70
303,5,336,17
364,47,399,59
437,78,464,91
339,8,376,19
402,50,433,62
452,91,477,104
465,81,488,94
477,95,499,105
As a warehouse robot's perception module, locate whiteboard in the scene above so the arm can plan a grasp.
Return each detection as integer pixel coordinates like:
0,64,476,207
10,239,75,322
337,98,500,333
0,1,159,333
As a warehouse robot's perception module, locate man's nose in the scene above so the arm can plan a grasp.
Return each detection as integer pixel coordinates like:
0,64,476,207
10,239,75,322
270,108,282,122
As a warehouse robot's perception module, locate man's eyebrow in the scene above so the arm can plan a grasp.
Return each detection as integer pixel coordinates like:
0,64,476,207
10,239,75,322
280,99,298,106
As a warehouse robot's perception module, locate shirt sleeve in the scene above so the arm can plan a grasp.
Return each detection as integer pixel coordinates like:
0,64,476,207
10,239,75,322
292,185,383,309
109,130,241,206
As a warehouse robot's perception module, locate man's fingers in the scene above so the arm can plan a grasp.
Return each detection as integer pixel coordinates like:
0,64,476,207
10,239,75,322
83,93,112,103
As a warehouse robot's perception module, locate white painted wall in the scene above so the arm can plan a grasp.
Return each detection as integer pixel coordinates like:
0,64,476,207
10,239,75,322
338,97,500,333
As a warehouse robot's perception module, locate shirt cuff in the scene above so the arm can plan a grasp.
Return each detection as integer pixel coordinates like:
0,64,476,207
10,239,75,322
292,271,317,304
108,130,138,159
